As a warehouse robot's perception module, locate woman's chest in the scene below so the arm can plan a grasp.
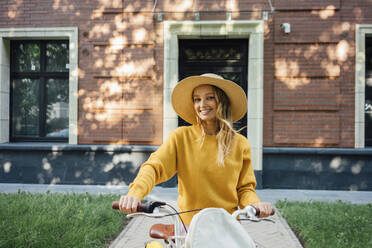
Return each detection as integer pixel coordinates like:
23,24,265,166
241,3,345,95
181,148,243,182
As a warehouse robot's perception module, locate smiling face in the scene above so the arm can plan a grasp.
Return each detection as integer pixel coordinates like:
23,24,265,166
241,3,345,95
193,84,217,123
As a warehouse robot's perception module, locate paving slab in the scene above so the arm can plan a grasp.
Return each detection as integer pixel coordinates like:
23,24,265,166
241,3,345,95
110,200,178,248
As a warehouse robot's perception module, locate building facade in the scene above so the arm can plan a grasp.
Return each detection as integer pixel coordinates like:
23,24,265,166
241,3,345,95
0,0,371,190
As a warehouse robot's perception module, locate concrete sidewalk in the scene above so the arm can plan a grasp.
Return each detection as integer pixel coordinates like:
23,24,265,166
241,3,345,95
2,183,372,205
109,188,372,248
2,184,372,248
110,192,303,248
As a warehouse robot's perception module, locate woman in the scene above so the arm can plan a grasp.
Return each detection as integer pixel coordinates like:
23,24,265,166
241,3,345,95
119,73,273,226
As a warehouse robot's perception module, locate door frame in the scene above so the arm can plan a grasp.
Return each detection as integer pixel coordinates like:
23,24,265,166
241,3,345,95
178,38,249,136
355,24,372,148
163,20,264,171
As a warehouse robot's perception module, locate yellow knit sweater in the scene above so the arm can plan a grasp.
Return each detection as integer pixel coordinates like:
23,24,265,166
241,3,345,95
127,125,260,225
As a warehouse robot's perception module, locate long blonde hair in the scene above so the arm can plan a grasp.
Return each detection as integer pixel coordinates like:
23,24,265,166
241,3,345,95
195,85,236,166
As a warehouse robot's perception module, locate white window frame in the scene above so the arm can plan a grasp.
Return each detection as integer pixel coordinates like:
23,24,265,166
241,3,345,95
163,21,264,171
0,27,78,144
355,24,372,148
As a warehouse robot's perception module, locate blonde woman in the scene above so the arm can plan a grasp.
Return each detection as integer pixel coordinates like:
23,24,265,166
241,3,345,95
119,73,273,227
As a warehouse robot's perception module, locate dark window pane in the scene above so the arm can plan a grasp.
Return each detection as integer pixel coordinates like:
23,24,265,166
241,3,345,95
219,72,241,84
45,78,69,138
12,78,40,136
183,46,241,61
46,42,69,72
14,43,40,72
10,40,69,141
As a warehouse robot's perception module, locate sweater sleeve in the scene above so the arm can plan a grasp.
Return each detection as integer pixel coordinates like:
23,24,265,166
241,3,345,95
127,129,178,200
237,139,260,208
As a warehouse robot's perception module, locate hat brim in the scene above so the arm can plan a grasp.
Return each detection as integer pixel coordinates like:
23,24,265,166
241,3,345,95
171,75,247,125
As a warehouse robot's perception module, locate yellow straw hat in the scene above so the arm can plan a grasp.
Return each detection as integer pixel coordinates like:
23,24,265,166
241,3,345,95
171,73,247,125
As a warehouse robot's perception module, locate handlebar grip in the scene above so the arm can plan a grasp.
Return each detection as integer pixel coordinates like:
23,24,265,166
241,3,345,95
111,201,144,211
111,201,166,213
112,201,120,210
254,207,260,217
253,206,275,217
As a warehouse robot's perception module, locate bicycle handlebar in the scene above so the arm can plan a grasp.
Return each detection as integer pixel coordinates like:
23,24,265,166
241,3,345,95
112,201,275,217
112,201,166,213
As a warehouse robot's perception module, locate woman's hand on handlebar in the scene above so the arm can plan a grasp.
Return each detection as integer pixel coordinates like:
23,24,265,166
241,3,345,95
251,202,274,218
119,195,140,214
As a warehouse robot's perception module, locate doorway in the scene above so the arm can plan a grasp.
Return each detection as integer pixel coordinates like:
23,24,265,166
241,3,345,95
365,37,372,146
178,39,248,136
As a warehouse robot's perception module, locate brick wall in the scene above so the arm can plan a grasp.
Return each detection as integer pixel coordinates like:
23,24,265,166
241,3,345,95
2,0,163,145
267,0,360,147
2,0,371,147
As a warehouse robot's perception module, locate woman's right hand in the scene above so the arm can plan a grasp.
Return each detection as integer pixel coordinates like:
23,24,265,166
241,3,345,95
119,195,140,214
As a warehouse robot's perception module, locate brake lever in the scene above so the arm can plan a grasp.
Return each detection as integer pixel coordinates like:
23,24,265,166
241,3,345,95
127,211,169,219
239,206,275,223
239,217,276,223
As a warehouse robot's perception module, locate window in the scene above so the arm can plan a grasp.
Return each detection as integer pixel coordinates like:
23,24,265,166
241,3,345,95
10,40,69,141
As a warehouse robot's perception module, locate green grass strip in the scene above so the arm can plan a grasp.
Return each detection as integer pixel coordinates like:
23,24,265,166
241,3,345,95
276,200,372,248
0,191,127,248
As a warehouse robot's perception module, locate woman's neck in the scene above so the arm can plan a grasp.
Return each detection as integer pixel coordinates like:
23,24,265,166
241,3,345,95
202,120,218,135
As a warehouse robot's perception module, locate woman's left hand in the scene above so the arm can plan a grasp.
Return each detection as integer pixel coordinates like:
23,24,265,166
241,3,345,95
251,202,274,218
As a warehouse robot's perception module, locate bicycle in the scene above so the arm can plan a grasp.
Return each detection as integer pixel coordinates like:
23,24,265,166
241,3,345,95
112,201,275,248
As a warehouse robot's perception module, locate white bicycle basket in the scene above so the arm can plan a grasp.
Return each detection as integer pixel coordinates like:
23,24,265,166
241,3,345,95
185,208,256,248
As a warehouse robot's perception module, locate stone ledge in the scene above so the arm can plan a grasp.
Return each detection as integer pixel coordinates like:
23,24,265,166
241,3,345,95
263,147,372,155
0,143,158,152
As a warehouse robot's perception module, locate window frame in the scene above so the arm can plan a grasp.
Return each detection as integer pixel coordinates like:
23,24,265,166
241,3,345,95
0,27,78,144
10,40,69,142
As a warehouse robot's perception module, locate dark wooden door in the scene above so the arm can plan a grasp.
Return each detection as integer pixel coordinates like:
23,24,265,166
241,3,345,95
178,39,248,137
366,37,372,146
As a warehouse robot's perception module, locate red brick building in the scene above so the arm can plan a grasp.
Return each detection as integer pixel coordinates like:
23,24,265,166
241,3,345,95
0,0,371,189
